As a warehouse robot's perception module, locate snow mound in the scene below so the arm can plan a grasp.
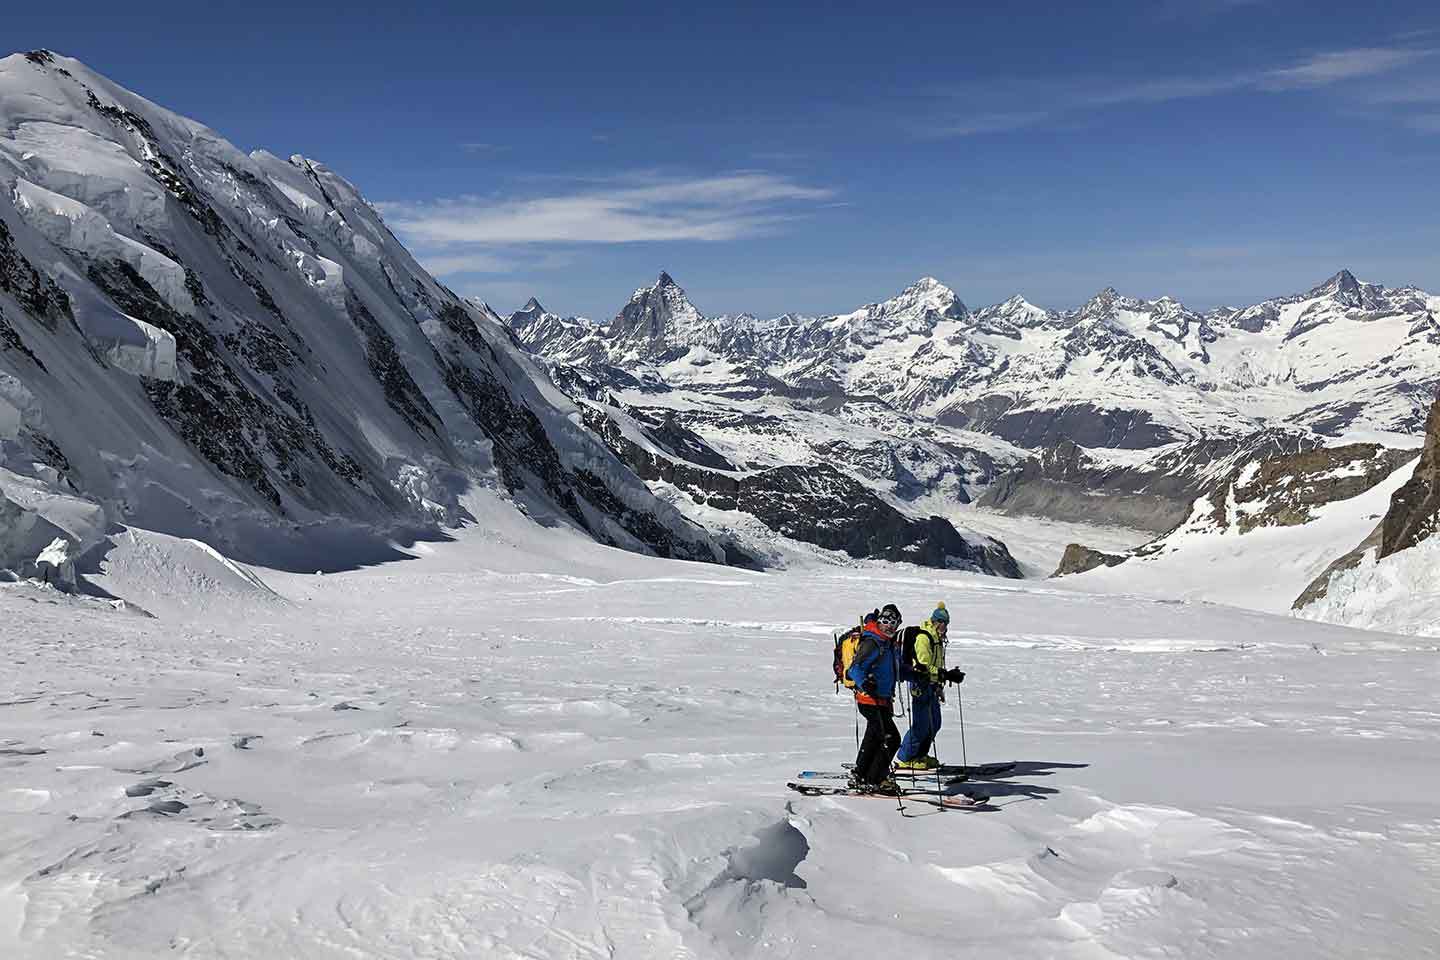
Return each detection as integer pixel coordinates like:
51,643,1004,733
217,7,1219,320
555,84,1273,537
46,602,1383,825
81,526,284,618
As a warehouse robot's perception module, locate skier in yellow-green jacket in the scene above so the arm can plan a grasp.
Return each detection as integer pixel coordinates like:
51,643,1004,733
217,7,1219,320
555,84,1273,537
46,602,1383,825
895,603,966,771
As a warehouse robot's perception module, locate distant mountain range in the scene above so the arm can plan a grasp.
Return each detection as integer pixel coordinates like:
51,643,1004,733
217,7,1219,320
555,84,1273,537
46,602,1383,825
509,269,1439,448
503,268,1438,565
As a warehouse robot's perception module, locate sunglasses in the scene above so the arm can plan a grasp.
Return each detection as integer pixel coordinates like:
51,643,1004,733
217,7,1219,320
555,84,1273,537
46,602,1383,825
878,615,899,626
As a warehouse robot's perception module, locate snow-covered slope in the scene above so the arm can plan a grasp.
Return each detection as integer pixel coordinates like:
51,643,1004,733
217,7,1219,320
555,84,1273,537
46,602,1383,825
0,50,724,579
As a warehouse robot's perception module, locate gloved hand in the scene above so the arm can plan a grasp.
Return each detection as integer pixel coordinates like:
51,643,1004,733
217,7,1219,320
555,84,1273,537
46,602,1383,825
945,668,965,684
862,676,877,695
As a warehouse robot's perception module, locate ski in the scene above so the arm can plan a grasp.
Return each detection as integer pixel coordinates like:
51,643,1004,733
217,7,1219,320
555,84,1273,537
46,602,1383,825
786,782,989,810
796,770,968,784
839,761,1016,777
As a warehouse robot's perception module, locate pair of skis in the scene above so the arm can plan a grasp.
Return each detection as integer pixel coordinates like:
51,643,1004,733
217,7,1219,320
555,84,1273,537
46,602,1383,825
786,781,988,809
795,761,1015,781
784,761,1016,811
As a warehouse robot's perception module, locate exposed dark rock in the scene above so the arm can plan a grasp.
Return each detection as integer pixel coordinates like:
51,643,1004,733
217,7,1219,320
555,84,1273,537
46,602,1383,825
0,217,74,331
1052,544,1126,577
1379,390,1440,559
345,290,441,438
579,404,741,502
0,307,44,369
939,398,1183,450
979,432,1320,532
1213,443,1417,534
570,468,731,563
440,358,586,521
739,464,1020,574
88,258,365,509
21,430,70,476
85,91,225,240
580,403,1019,575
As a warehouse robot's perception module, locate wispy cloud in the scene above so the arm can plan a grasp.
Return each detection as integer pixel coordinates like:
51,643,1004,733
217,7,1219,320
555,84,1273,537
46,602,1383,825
1262,47,1435,88
460,142,511,155
925,44,1436,138
1405,114,1440,133
378,171,834,274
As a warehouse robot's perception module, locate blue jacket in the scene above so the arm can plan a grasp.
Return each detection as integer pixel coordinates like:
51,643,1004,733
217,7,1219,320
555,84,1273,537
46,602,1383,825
847,624,907,703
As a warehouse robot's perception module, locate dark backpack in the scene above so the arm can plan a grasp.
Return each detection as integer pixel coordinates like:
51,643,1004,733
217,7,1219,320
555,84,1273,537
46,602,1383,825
900,625,931,676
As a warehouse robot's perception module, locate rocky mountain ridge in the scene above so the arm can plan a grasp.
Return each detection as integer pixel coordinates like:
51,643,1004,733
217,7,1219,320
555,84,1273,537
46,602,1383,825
513,268,1440,449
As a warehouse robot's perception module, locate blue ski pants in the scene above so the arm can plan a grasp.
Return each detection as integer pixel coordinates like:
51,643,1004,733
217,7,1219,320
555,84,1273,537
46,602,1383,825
897,687,943,761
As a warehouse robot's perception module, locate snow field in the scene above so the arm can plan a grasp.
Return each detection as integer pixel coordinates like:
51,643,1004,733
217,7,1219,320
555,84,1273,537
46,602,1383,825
2,494,1440,957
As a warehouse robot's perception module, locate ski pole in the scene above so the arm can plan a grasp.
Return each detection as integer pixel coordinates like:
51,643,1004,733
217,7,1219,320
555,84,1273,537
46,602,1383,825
931,691,943,802
956,686,969,768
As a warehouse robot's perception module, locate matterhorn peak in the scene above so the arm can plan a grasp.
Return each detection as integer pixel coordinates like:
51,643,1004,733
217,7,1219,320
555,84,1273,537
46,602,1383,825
520,296,545,314
610,271,705,354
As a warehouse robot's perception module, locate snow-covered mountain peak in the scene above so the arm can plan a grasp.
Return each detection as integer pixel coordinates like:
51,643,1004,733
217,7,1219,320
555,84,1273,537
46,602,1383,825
873,276,968,322
973,294,1055,333
1302,268,1388,312
608,271,706,357
1081,286,1133,312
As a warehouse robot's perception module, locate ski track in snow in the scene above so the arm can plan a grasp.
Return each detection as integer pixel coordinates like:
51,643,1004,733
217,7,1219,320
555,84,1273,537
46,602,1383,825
3,512,1440,958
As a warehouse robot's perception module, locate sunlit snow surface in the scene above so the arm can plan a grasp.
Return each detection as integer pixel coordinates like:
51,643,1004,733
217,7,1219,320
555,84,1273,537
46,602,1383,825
3,493,1439,959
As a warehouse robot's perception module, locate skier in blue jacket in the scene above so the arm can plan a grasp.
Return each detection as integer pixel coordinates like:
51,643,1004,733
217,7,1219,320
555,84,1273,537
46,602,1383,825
847,602,910,793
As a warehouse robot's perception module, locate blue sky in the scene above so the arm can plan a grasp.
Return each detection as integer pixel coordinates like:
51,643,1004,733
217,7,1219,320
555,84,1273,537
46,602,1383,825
10,1,1440,318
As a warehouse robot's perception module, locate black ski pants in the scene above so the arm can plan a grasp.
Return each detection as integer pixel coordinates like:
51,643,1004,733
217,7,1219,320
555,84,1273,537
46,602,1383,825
854,701,900,785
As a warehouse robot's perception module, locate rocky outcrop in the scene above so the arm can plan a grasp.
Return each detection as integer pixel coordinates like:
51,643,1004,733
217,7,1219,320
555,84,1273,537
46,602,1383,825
1211,443,1418,534
1379,393,1440,558
1294,390,1440,610
580,403,1020,575
1051,544,1126,577
978,433,1320,533
735,464,1020,575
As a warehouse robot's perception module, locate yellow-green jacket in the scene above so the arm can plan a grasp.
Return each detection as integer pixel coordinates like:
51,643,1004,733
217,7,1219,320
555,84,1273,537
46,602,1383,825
911,619,946,684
